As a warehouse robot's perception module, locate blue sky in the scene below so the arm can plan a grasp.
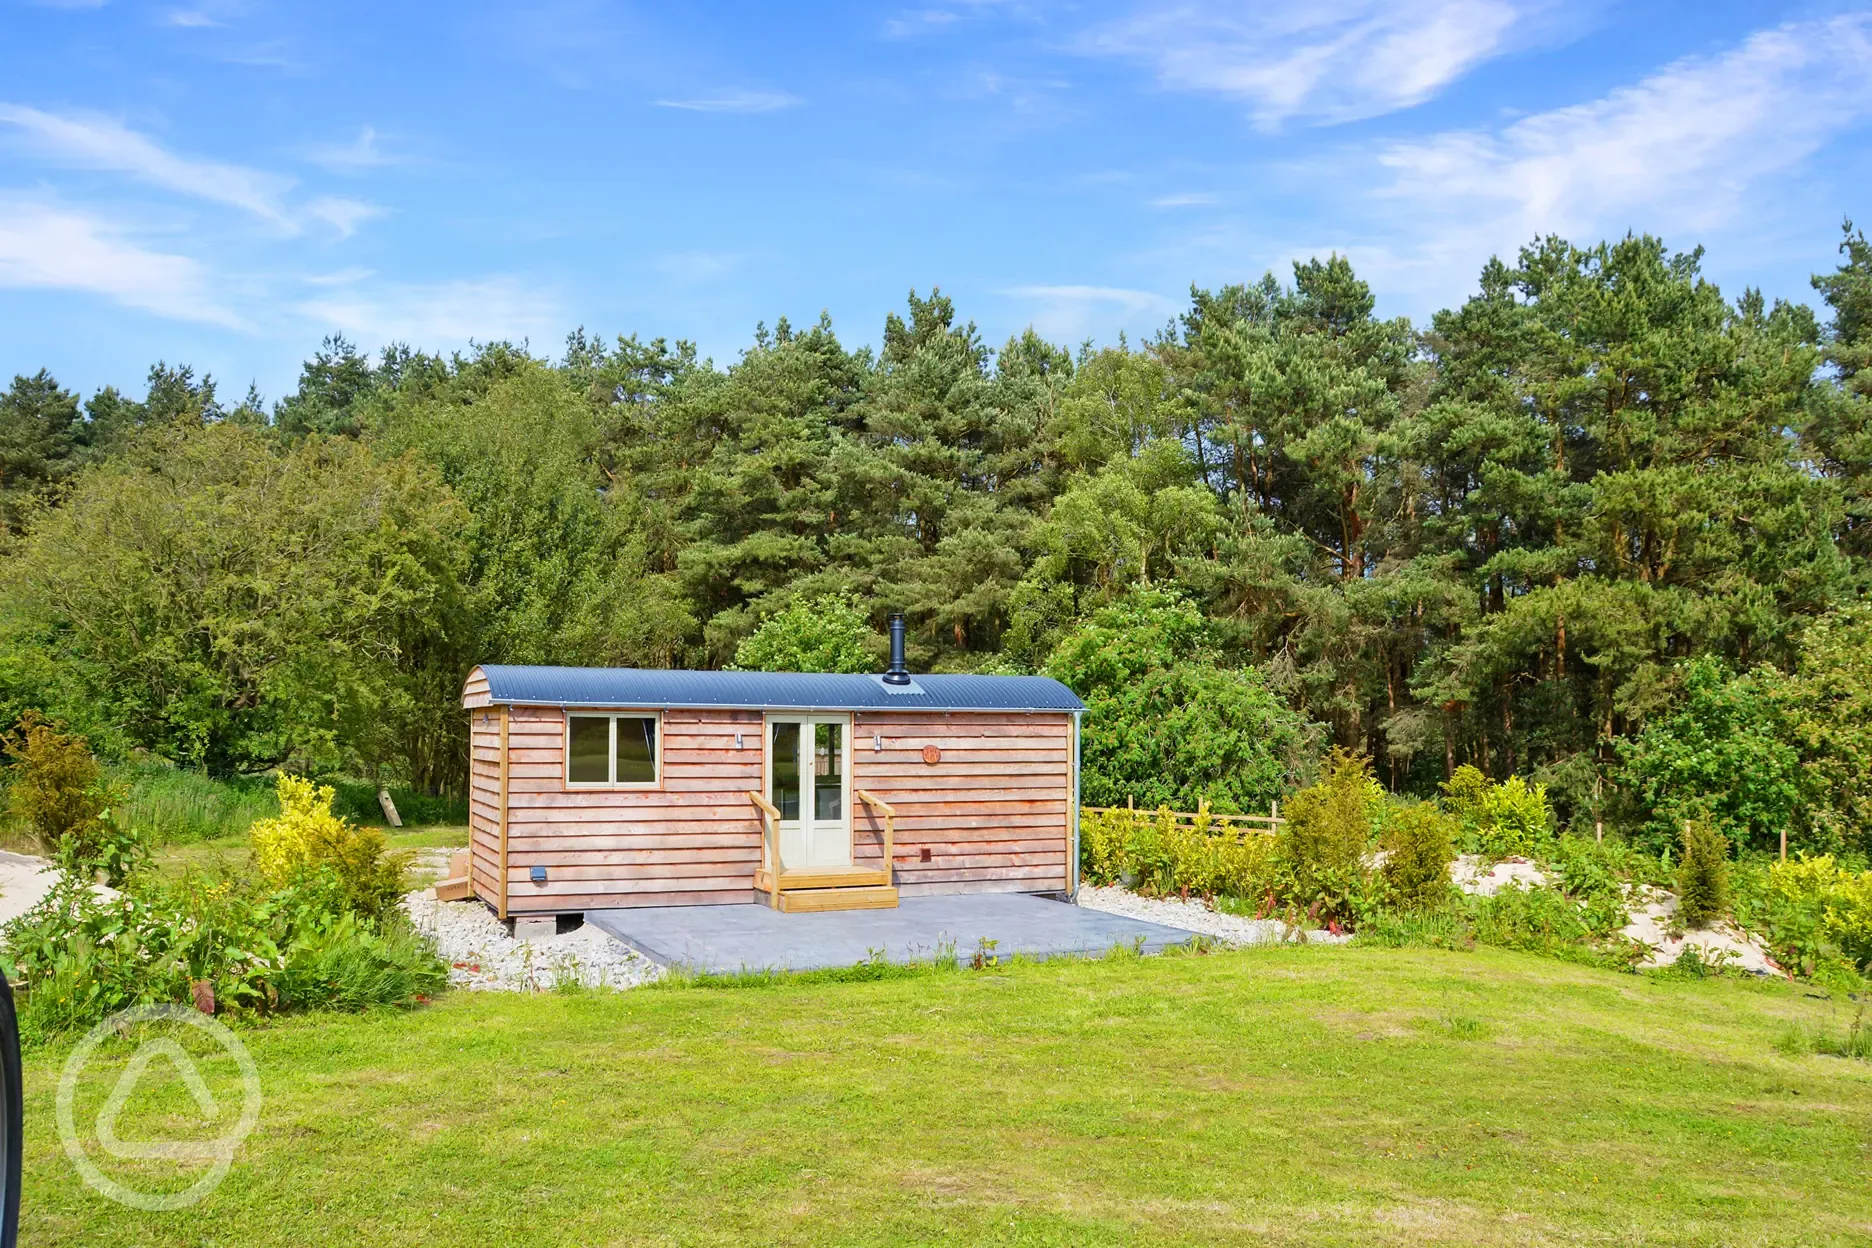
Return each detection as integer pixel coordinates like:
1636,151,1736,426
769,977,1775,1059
3,1,1870,403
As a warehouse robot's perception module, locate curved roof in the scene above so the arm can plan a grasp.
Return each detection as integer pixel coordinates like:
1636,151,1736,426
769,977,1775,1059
464,665,1084,713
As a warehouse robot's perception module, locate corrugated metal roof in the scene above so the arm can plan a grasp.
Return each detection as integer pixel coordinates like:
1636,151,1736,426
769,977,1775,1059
469,665,1084,713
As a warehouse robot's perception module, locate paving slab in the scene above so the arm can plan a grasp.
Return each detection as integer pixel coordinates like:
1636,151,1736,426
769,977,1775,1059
586,892,1200,973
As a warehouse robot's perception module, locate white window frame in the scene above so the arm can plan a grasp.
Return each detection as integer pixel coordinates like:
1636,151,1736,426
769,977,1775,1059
563,709,663,789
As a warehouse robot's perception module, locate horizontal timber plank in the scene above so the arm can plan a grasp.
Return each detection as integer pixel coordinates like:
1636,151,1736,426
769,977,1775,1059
504,832,762,853
506,889,756,914
508,860,757,880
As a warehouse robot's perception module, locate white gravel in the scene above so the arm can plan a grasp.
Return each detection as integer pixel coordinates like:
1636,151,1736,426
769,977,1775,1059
400,855,661,992
1451,854,1552,895
1074,884,1353,946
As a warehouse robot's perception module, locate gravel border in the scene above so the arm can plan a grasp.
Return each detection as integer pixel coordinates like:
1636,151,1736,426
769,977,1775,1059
401,888,663,992
1074,884,1352,946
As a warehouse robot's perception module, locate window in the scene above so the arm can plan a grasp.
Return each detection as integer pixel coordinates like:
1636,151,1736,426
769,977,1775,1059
566,713,659,786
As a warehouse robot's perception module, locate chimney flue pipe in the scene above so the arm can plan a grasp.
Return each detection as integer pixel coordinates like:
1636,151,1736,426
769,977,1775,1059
884,612,911,685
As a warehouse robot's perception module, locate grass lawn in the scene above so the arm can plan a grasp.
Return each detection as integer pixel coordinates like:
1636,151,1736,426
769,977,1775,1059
144,823,470,879
22,944,1872,1246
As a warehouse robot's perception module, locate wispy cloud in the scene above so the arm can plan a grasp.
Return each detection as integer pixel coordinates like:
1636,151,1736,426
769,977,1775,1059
0,195,242,327
882,8,959,38
653,90,801,114
0,103,296,227
1151,192,1216,208
1076,0,1540,127
162,9,220,27
305,196,383,238
302,125,400,174
297,276,560,346
1001,283,1176,341
1372,14,1872,253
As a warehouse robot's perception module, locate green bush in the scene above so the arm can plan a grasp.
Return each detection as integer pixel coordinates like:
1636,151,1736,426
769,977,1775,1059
1677,819,1732,928
0,864,443,1044
1616,656,1802,856
1441,766,1554,858
1047,589,1320,813
1737,854,1872,975
1277,749,1380,924
251,775,409,920
729,592,879,673
3,713,146,886
1469,885,1633,967
1381,804,1457,912
1079,804,1279,898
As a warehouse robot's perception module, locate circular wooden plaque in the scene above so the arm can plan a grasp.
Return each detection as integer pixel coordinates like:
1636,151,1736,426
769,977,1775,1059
921,744,942,765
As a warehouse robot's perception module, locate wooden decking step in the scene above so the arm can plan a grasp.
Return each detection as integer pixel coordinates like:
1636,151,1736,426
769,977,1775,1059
756,866,891,893
434,849,472,901
775,885,900,913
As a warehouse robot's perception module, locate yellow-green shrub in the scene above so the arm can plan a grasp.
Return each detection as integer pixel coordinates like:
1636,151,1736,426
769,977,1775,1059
1381,804,1457,912
1278,748,1382,921
1078,803,1277,899
1441,765,1553,857
249,775,407,918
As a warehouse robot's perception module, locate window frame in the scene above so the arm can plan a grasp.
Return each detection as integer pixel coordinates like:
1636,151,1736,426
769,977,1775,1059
562,709,663,790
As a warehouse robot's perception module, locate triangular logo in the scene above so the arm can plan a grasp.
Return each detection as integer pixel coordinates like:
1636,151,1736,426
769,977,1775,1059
94,1038,228,1163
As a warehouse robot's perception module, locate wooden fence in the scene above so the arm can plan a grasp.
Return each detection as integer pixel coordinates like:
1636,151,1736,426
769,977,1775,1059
1082,799,1286,835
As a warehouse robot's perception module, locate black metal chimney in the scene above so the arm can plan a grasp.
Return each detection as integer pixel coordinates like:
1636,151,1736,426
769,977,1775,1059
883,612,911,685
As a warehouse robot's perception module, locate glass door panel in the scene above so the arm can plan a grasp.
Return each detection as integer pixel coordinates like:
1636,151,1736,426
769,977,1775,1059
813,723,843,823
770,721,800,820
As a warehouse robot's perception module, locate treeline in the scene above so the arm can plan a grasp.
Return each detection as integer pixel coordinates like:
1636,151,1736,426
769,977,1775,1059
1,228,1868,852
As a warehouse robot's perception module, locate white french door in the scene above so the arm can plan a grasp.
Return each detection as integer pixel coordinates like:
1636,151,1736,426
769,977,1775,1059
767,715,852,869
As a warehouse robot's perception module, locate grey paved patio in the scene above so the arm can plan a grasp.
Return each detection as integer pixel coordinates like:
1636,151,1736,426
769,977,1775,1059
586,893,1200,973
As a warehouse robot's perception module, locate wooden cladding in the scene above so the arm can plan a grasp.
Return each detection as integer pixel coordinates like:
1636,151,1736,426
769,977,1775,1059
466,702,1072,913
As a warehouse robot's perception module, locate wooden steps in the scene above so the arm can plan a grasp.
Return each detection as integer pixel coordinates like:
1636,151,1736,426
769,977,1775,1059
774,884,899,913
433,849,473,902
754,863,899,912
755,865,890,892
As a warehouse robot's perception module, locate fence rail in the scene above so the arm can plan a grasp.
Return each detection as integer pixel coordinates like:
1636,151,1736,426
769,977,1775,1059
1082,800,1285,834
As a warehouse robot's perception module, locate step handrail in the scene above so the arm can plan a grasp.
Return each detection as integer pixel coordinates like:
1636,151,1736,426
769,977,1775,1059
747,791,784,909
853,789,896,881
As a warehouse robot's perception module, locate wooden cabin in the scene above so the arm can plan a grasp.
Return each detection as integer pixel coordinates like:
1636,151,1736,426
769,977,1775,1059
456,650,1084,918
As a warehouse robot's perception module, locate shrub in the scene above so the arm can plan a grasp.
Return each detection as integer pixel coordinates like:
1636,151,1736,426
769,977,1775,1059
250,775,408,919
1078,804,1277,899
1469,885,1633,967
1381,804,1457,912
1277,748,1380,923
1677,819,1732,928
1616,656,1802,856
0,864,444,1044
3,712,144,886
730,593,879,674
1047,591,1320,812
273,911,447,1011
1440,765,1554,857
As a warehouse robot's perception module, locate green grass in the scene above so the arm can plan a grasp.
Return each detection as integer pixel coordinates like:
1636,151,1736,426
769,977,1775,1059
22,945,1872,1246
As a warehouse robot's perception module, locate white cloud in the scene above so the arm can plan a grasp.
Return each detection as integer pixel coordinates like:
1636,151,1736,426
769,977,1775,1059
305,196,384,238
0,196,242,327
297,276,560,347
303,125,399,174
1076,0,1535,127
0,103,296,227
1369,15,1872,262
1151,192,1216,208
653,90,801,114
163,9,219,26
1001,284,1176,342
